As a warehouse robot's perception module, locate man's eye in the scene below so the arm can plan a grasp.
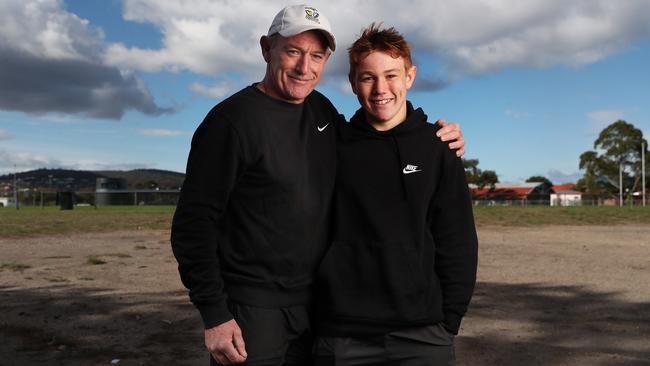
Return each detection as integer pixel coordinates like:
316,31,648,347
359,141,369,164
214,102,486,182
287,50,300,56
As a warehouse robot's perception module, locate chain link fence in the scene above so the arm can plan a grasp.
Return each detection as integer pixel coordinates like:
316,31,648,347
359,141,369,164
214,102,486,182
472,198,650,206
1,190,180,208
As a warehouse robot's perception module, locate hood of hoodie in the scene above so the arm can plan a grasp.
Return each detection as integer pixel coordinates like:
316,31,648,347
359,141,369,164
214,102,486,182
345,101,439,200
348,101,433,138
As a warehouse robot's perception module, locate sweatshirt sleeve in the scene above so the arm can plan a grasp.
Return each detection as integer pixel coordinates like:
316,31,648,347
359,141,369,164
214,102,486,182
430,149,478,335
171,112,247,329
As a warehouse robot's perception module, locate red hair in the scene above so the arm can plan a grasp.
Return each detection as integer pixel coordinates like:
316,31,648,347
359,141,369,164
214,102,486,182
348,23,413,78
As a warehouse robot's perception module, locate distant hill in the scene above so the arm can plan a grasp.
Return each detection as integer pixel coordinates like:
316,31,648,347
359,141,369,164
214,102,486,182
0,168,185,191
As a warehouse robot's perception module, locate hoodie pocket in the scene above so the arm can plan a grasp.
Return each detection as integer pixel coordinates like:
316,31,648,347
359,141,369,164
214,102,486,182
317,240,436,323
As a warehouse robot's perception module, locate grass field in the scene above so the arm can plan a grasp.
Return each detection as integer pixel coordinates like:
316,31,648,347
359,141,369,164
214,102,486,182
0,205,174,237
472,205,650,226
2,205,650,238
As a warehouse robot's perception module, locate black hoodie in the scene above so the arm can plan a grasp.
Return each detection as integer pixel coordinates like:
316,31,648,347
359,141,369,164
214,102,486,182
316,102,478,336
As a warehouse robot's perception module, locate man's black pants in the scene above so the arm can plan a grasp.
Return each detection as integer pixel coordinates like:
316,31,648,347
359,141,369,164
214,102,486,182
210,302,313,366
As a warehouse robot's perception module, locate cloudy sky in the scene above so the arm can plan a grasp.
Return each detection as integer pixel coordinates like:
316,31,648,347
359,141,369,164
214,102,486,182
1,0,650,183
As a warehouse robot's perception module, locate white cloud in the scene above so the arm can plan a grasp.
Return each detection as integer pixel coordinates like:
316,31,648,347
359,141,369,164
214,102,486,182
547,169,583,184
587,109,625,131
0,148,61,172
0,147,155,174
0,0,171,119
138,128,186,137
35,114,85,124
105,0,650,89
335,79,354,95
105,1,272,76
67,160,154,171
0,0,102,62
190,82,236,99
0,129,14,141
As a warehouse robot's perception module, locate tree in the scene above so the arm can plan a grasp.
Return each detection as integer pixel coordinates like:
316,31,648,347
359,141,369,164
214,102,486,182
463,159,480,180
477,170,499,189
526,175,552,187
576,120,648,201
463,159,499,189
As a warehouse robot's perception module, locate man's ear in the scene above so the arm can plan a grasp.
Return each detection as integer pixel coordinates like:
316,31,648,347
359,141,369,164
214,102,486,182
260,36,271,63
405,65,417,90
348,73,358,95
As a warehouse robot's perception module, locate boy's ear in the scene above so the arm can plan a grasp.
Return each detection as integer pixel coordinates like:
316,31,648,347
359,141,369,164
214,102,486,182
348,73,358,95
405,65,417,90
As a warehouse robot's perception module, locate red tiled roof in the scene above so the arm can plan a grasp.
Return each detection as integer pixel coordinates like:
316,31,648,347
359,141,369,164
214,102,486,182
470,187,534,200
553,190,582,195
552,183,575,191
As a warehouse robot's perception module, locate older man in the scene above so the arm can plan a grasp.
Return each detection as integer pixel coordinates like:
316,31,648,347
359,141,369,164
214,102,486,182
171,5,464,366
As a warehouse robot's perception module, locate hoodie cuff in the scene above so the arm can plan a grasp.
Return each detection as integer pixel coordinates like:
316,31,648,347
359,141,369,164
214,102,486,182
443,312,463,335
197,300,233,329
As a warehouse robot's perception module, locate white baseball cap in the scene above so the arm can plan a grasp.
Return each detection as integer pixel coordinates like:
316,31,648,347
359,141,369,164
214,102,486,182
267,4,336,52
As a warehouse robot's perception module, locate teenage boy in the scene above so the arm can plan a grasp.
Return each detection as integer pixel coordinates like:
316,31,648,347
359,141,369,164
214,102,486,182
315,24,478,365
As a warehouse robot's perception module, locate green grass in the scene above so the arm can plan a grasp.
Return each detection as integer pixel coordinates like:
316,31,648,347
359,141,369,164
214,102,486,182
1,205,650,238
473,205,650,226
0,206,174,238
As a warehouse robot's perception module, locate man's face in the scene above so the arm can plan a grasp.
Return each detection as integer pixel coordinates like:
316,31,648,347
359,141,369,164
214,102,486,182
350,51,416,128
262,31,330,104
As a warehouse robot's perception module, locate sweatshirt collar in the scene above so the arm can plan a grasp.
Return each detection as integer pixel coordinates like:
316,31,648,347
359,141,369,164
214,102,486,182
350,101,428,136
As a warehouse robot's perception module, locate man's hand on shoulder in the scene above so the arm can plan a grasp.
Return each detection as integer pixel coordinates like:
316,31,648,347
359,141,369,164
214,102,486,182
205,319,247,365
435,119,465,157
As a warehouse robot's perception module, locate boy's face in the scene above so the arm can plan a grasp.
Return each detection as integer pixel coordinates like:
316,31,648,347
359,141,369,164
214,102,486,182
350,51,416,128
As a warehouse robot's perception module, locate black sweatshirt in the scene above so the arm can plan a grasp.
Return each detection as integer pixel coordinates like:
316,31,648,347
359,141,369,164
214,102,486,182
316,102,478,336
171,85,341,329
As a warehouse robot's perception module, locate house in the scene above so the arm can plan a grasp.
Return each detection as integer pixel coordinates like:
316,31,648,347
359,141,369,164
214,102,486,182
0,197,15,207
550,184,582,206
470,182,551,205
550,190,582,206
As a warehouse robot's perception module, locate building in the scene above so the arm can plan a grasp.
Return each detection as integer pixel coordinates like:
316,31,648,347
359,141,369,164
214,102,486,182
94,177,179,206
550,184,582,206
0,197,15,207
470,182,552,205
550,190,582,206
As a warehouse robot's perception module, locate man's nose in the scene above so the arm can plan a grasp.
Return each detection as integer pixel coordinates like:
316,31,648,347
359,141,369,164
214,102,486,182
295,54,310,75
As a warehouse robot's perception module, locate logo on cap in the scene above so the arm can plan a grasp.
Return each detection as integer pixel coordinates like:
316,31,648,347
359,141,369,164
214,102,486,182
304,7,320,23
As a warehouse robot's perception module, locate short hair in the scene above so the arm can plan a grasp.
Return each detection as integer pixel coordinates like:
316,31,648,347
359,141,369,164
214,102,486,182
348,23,413,79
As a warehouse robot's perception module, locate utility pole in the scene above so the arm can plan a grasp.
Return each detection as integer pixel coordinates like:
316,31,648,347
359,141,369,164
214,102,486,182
13,164,19,210
48,174,53,207
619,161,623,207
643,141,646,207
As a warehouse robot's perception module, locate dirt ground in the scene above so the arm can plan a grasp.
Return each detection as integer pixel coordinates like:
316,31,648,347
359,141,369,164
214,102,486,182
1,226,649,366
